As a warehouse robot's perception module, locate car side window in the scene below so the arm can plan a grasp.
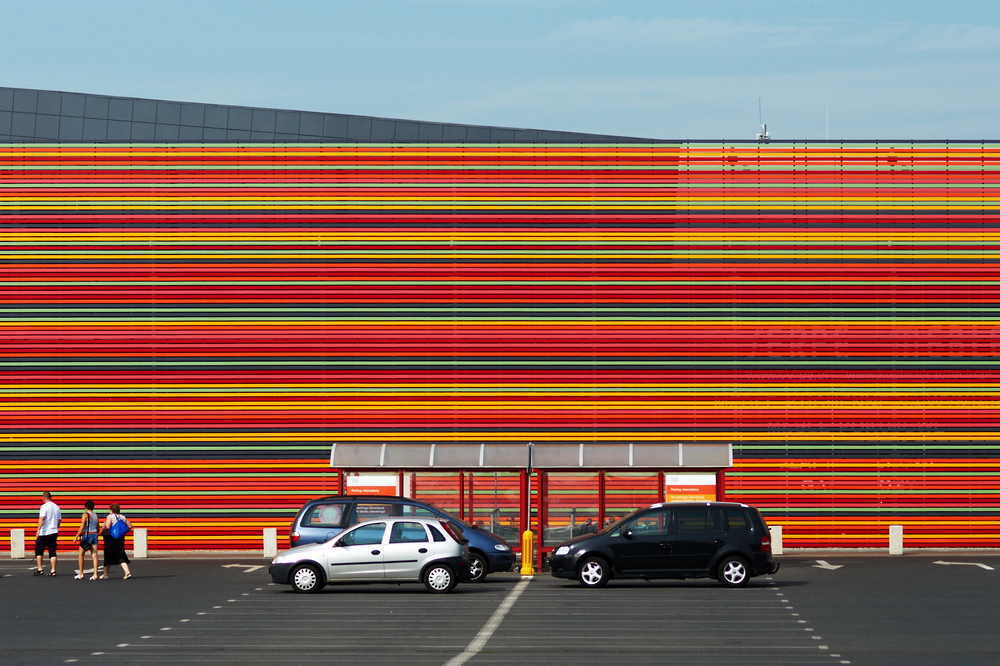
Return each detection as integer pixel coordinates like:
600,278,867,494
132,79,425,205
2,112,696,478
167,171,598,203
674,507,710,533
390,522,429,543
351,503,394,525
340,522,386,546
303,503,347,528
725,509,752,532
628,509,671,535
427,525,447,542
399,505,439,519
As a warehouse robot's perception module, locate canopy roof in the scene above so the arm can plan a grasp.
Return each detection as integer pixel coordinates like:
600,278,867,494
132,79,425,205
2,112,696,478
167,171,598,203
330,442,732,471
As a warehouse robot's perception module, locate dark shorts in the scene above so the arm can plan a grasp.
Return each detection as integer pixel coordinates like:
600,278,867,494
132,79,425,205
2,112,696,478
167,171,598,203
35,533,58,557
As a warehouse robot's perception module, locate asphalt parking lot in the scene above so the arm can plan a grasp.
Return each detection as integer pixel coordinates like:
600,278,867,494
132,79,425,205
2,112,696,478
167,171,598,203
2,553,998,665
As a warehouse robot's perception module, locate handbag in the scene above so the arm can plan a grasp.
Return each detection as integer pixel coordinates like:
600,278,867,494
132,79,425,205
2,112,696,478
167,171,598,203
108,515,130,539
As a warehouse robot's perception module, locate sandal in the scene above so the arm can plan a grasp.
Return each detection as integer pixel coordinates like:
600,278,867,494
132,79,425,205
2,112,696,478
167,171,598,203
74,574,84,580
33,569,43,576
123,573,132,580
47,572,57,576
89,575,98,581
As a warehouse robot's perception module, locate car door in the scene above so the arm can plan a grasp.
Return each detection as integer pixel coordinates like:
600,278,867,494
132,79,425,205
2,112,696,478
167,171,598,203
324,521,387,580
668,506,726,572
381,521,433,579
607,508,672,575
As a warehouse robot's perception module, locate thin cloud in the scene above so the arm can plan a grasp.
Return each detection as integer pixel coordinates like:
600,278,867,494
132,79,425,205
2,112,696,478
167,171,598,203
550,16,813,44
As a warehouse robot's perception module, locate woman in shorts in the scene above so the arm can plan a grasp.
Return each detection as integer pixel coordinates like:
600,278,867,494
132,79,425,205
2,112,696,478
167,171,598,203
72,500,100,580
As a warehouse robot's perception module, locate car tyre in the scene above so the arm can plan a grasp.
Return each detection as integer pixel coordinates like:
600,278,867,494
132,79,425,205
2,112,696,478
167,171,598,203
717,555,750,588
290,563,325,594
423,563,457,593
468,552,488,583
577,556,610,588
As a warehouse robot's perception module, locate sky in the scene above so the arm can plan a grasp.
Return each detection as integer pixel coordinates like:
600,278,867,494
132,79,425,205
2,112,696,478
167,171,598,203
1,1,999,140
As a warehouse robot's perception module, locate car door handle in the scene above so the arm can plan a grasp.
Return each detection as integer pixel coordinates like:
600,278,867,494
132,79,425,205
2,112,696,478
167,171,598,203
714,539,724,545
418,548,428,553
371,550,380,555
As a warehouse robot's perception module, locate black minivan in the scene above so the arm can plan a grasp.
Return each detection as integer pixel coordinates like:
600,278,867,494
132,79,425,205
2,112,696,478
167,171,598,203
548,501,779,588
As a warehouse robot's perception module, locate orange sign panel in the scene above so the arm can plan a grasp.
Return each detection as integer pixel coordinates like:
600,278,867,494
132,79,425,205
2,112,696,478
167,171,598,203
665,474,717,502
345,474,400,496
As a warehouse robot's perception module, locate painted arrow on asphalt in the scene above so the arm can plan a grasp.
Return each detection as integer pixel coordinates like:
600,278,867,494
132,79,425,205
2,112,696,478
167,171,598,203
812,560,843,570
222,564,265,573
933,561,994,571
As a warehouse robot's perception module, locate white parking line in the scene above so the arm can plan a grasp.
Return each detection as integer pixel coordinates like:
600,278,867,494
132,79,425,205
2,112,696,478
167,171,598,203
444,576,533,666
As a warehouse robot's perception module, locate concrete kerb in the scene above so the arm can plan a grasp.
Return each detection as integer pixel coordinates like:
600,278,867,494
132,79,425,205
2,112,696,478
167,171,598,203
776,547,1000,557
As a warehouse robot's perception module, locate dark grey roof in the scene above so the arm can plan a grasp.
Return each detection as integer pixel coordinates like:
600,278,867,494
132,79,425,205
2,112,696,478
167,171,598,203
0,86,661,143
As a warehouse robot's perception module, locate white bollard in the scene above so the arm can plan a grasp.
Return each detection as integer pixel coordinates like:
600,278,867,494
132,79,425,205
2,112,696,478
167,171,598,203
133,527,148,558
769,525,784,555
263,528,278,558
889,524,904,555
11,528,25,558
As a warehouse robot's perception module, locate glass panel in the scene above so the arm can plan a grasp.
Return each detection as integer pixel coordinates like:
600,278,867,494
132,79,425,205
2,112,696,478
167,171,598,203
542,472,599,547
341,522,385,546
627,508,671,535
725,508,751,532
606,472,660,527
352,503,394,524
303,502,347,528
390,521,429,543
399,504,438,519
412,472,461,516
675,507,710,533
469,471,521,542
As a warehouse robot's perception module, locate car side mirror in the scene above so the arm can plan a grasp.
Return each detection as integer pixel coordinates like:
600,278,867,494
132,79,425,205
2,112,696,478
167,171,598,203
623,529,633,540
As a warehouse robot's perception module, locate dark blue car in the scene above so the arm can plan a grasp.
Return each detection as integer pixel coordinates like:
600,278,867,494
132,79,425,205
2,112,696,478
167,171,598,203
289,495,515,582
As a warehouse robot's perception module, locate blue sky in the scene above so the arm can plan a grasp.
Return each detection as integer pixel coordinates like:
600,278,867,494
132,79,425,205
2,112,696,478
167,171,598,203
2,1,998,139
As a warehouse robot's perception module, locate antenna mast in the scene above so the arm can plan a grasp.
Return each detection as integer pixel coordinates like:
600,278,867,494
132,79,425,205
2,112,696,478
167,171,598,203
756,98,770,143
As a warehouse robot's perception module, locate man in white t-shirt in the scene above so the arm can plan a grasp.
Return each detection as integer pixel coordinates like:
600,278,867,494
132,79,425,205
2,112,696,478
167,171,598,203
35,491,61,576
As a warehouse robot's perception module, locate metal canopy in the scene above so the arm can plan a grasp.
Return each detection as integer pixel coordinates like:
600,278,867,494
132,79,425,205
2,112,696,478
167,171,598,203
330,442,732,470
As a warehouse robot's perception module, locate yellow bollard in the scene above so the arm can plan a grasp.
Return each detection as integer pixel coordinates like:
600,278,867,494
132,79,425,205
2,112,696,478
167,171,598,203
519,530,535,576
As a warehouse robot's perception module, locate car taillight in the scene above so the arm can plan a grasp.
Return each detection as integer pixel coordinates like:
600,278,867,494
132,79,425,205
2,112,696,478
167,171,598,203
761,533,772,554
439,521,466,544
290,531,300,544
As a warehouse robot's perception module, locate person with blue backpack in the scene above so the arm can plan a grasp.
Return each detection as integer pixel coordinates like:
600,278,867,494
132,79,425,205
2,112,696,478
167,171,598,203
101,503,133,579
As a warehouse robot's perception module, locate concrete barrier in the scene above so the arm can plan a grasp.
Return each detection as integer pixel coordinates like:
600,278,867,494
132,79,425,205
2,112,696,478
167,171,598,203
769,525,783,555
889,524,904,554
263,528,278,558
133,527,148,558
11,528,25,558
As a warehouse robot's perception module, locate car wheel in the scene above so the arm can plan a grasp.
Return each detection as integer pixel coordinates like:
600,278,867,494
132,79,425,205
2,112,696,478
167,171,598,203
423,564,457,593
717,556,750,587
468,552,488,582
577,556,610,588
290,564,325,593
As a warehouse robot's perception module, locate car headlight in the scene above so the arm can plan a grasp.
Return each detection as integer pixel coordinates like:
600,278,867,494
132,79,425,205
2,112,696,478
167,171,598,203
554,546,571,556
494,544,511,551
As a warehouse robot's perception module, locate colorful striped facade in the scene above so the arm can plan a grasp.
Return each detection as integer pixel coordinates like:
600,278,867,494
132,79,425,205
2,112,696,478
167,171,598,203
2,141,1000,550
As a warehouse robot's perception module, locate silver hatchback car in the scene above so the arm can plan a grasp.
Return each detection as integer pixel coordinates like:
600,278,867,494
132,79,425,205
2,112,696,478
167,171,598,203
269,517,472,594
